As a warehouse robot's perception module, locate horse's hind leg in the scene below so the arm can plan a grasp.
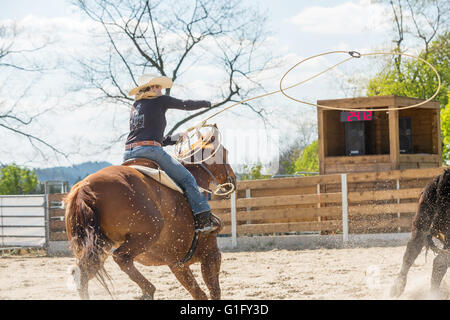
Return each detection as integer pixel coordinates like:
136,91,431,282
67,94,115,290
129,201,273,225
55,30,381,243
112,235,156,299
72,248,110,300
169,264,208,300
390,229,427,297
70,264,89,300
430,251,450,297
201,250,222,300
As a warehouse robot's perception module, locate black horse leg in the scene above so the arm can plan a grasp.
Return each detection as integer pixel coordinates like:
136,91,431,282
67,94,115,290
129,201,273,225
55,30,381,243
390,229,427,297
430,251,450,297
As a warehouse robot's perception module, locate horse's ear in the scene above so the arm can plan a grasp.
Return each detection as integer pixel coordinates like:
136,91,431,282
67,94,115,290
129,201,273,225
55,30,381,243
213,123,218,128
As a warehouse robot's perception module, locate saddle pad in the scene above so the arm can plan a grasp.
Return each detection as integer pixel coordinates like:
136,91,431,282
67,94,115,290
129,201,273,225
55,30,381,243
129,165,184,194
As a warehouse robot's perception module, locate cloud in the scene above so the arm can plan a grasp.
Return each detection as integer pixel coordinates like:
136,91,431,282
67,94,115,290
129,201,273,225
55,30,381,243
0,11,353,168
290,0,390,35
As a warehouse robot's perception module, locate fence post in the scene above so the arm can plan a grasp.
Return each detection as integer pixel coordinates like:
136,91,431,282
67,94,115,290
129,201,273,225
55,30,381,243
44,182,50,251
0,197,3,248
341,173,349,243
317,184,321,222
230,191,237,248
396,179,401,232
245,188,251,224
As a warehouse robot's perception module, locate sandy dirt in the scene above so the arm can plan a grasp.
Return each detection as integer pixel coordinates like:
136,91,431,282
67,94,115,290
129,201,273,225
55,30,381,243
0,246,449,300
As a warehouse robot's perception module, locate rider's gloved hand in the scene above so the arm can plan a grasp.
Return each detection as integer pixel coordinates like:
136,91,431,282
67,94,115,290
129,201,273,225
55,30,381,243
162,131,189,146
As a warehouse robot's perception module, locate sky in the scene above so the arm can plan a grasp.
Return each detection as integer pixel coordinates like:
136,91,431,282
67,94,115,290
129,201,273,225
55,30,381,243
0,0,401,172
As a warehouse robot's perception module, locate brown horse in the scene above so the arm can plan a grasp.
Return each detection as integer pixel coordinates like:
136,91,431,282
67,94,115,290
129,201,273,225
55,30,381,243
64,128,236,300
390,168,450,298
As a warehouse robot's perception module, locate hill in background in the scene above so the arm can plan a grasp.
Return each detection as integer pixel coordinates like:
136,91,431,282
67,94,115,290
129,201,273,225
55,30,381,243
35,161,112,187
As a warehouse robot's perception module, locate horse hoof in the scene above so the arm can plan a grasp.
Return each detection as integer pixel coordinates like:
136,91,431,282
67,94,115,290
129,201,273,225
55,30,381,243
427,287,447,300
390,277,406,298
138,293,154,300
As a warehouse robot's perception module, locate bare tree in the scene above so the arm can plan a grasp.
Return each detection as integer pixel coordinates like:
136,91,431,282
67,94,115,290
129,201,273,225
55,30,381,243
0,23,67,163
336,0,449,97
386,0,449,74
404,0,449,58
389,0,405,75
71,0,275,137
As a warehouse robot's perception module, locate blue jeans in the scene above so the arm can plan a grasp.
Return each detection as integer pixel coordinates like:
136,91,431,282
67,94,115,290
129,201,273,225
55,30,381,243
123,145,211,215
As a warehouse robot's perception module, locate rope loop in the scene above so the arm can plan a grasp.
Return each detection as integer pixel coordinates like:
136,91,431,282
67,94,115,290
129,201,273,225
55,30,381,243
175,50,441,162
173,124,222,164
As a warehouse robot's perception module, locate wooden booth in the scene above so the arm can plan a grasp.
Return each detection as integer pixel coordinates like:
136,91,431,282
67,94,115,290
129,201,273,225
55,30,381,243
317,95,441,175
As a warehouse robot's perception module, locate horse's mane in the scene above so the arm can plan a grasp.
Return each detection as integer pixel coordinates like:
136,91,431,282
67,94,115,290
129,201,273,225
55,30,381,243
422,169,450,234
436,168,450,200
421,174,440,208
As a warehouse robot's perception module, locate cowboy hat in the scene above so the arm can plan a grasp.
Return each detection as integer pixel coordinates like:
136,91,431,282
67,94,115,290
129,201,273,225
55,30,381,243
129,74,173,96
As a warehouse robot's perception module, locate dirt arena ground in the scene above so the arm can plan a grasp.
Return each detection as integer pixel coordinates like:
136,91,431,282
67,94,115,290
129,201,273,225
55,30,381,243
0,246,449,300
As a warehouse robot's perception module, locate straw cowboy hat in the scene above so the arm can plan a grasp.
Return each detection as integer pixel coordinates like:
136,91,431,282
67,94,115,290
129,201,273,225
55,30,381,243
129,74,173,96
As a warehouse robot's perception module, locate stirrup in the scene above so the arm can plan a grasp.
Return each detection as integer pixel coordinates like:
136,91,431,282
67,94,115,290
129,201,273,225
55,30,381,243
195,225,219,234
194,211,221,234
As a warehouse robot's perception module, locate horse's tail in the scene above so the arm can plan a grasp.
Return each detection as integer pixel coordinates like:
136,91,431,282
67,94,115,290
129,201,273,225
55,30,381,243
64,180,113,297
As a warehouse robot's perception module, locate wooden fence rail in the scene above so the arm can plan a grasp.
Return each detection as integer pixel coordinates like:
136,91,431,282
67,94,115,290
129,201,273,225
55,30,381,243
209,166,447,245
47,166,448,246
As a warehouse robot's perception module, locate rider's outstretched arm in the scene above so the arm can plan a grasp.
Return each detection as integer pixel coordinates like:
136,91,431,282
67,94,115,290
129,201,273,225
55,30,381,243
165,95,211,111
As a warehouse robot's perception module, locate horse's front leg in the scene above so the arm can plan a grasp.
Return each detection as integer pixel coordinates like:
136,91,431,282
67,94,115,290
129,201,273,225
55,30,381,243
201,249,222,300
390,229,427,297
169,264,208,300
430,250,450,298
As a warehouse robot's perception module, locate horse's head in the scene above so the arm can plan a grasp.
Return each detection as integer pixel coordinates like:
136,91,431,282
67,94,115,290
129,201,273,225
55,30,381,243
180,124,236,198
204,134,236,197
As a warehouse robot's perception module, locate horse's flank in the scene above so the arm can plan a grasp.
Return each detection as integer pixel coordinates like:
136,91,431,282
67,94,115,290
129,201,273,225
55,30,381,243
69,165,202,263
64,131,234,299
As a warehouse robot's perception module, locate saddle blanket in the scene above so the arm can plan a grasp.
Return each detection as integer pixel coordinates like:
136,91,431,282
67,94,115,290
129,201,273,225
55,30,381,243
129,165,184,194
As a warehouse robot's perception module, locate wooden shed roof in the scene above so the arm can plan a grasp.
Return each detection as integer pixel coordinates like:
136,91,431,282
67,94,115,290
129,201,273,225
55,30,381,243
317,95,440,110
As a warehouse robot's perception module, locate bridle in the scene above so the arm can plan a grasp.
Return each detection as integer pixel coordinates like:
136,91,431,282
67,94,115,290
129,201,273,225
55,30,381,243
185,143,235,197
197,162,235,197
175,126,235,197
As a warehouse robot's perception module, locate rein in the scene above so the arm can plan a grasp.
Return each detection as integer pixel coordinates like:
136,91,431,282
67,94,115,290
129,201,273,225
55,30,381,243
198,162,235,196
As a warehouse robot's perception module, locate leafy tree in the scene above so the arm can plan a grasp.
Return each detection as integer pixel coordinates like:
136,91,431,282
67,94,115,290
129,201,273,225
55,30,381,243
370,0,448,82
0,164,39,195
276,116,317,175
441,93,450,164
366,33,450,162
367,33,449,106
294,140,319,173
279,146,302,175
239,163,272,180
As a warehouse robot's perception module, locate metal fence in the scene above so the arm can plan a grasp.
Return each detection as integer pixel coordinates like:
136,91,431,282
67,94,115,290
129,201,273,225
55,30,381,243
0,195,46,248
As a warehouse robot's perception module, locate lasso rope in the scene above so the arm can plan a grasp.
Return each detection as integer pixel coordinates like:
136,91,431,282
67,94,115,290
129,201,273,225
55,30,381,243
279,51,441,112
186,50,441,133
174,50,441,170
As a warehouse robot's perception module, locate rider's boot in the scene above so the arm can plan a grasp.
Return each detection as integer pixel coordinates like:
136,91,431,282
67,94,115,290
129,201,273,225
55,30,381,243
194,210,222,234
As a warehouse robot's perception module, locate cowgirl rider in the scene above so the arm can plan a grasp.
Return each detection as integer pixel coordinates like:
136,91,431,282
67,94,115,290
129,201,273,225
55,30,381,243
123,75,220,234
